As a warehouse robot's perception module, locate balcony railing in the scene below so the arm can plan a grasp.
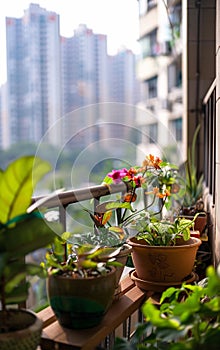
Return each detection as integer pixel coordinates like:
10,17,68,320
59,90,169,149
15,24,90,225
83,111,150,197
203,78,216,203
32,182,129,230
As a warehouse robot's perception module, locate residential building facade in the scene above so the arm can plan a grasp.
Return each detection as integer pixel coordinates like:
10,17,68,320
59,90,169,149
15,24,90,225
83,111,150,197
5,3,62,146
136,0,183,164
60,24,141,153
2,6,140,151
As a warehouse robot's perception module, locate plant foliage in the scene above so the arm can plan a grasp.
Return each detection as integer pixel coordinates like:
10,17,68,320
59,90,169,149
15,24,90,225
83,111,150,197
43,232,122,278
134,213,199,246
0,156,63,311
179,124,204,208
114,265,220,350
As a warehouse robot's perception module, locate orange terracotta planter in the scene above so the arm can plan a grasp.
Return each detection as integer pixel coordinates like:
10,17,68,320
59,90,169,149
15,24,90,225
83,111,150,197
127,237,201,283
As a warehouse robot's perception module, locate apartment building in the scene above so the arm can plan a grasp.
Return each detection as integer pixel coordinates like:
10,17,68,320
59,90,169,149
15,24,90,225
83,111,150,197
2,4,140,152
5,3,62,146
136,0,183,164
60,24,141,154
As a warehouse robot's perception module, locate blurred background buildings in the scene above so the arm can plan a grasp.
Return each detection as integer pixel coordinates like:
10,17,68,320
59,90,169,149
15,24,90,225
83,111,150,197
0,1,183,164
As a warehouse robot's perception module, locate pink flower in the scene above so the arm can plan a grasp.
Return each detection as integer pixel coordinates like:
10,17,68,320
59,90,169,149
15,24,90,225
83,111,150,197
108,168,128,183
133,175,144,187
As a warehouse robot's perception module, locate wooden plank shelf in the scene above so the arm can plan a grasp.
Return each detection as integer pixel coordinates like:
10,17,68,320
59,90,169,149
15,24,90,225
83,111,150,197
37,274,149,350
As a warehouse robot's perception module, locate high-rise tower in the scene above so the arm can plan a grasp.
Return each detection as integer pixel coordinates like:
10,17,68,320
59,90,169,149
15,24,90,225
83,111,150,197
6,3,62,145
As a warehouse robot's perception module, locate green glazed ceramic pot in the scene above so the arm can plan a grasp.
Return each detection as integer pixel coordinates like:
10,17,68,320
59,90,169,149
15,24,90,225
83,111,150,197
47,266,116,329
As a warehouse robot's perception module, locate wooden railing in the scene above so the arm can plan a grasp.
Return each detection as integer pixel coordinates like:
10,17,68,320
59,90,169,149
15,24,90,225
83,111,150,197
37,274,152,350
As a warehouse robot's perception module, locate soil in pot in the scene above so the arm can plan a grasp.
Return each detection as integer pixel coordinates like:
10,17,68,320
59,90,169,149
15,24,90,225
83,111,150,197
0,309,43,350
47,266,116,329
127,237,201,283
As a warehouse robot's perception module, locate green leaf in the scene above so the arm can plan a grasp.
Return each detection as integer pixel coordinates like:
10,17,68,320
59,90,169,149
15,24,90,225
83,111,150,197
102,176,114,185
0,216,62,260
0,156,51,224
81,260,98,269
5,264,43,296
96,201,132,213
160,287,179,304
4,282,29,305
106,202,132,211
142,301,180,329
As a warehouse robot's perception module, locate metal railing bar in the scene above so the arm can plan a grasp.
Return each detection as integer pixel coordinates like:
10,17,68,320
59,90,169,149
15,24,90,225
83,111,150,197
32,182,128,209
203,78,216,105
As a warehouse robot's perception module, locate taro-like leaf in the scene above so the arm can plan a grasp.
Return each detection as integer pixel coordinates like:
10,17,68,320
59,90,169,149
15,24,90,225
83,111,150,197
0,156,51,224
4,282,29,305
0,216,62,259
4,263,44,294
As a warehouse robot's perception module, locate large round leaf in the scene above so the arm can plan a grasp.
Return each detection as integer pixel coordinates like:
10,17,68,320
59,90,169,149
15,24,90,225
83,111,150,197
0,156,51,223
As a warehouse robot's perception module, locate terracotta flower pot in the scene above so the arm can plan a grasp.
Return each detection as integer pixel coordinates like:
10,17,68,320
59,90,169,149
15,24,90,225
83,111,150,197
180,211,208,234
0,309,42,350
47,266,116,329
127,237,201,283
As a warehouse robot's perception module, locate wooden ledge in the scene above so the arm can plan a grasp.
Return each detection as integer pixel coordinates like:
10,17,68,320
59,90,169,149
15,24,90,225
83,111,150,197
38,274,147,350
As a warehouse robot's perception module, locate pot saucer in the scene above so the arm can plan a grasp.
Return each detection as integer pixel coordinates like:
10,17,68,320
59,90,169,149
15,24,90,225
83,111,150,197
130,270,198,293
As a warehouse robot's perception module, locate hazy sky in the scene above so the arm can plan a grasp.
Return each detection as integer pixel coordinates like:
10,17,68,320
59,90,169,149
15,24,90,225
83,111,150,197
0,0,140,85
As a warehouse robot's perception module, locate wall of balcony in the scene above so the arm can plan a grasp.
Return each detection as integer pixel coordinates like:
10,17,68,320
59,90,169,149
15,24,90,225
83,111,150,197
186,0,219,265
215,0,220,265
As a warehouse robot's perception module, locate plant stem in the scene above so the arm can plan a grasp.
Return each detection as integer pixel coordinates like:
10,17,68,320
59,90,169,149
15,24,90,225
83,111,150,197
122,194,163,227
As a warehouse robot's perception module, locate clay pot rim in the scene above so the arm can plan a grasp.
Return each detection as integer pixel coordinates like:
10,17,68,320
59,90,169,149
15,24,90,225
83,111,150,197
0,308,42,336
48,265,116,280
127,236,201,249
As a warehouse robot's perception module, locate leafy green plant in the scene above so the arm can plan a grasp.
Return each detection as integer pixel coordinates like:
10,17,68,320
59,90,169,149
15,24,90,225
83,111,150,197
131,213,199,246
43,232,122,278
70,226,127,248
114,265,220,350
0,156,63,317
179,124,204,208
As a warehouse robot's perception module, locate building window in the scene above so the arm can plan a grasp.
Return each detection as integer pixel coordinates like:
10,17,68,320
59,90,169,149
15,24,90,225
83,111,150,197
145,76,157,99
169,118,182,142
140,29,158,58
149,123,158,144
168,59,182,92
139,0,157,16
147,0,157,11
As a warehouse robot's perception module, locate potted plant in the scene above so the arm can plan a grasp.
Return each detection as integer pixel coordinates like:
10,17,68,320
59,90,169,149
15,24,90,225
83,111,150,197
70,224,132,299
177,124,208,235
43,232,121,329
114,265,220,350
85,154,180,279
0,155,63,350
127,213,201,292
